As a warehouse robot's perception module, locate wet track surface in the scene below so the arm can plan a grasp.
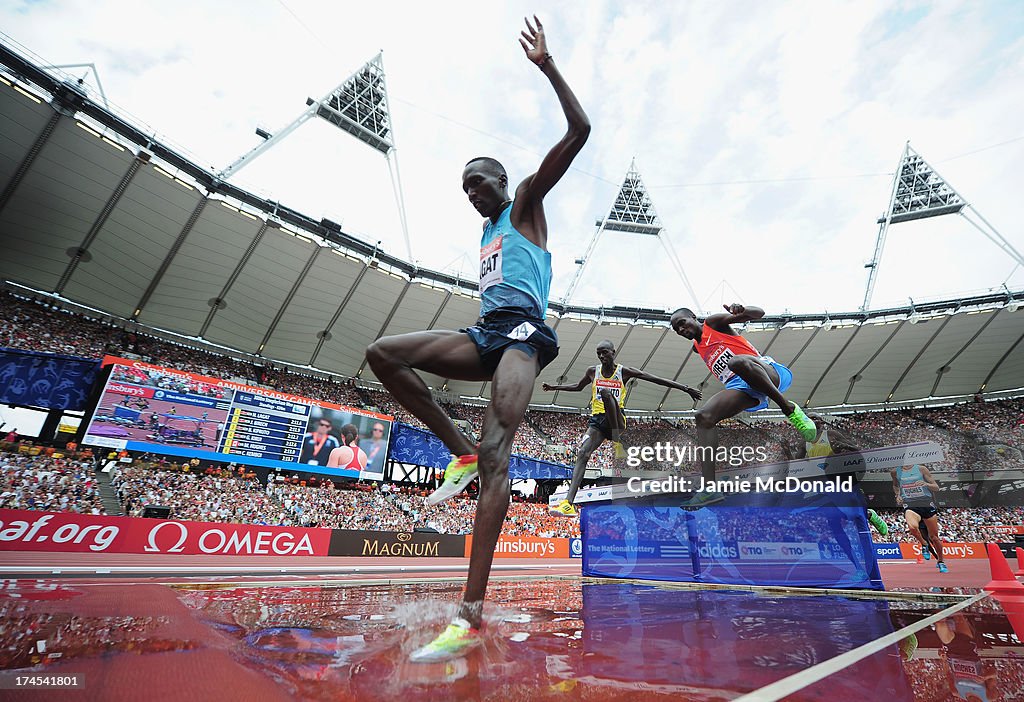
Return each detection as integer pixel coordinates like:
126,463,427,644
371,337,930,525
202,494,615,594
1,576,1023,700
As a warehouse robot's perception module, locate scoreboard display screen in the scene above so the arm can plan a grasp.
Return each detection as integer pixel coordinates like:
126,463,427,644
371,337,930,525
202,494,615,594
82,356,393,480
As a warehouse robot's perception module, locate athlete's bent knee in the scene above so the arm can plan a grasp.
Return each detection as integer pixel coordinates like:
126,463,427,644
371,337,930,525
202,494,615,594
726,355,753,375
695,409,717,430
365,337,396,371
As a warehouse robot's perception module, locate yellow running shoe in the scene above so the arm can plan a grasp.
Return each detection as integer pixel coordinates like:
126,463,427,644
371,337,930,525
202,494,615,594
613,441,627,459
409,618,482,662
426,454,478,505
549,499,578,518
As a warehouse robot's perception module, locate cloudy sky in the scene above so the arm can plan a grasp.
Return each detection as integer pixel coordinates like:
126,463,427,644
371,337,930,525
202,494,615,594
2,0,1022,316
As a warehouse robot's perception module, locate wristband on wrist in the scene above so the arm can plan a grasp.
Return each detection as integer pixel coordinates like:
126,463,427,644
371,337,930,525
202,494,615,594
537,53,553,70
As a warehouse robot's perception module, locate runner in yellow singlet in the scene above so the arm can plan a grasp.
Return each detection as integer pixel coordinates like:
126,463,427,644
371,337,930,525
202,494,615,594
542,339,701,516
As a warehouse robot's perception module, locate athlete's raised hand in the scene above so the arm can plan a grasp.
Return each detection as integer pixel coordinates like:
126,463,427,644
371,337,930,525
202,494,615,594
542,382,554,391
724,303,746,315
519,15,549,66
683,385,702,402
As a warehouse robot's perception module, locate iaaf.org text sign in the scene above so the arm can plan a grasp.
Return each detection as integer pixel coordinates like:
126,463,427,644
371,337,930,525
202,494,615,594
0,509,331,556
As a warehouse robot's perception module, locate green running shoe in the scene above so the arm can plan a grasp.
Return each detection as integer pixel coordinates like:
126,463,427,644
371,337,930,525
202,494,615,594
899,633,918,661
426,454,478,506
867,508,889,536
409,618,482,662
787,404,817,441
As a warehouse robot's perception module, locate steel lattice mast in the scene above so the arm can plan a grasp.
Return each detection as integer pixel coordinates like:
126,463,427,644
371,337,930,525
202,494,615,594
561,158,701,310
217,54,413,261
862,142,1022,311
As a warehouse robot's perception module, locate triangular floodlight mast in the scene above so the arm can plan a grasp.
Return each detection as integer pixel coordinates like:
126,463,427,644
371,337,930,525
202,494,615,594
603,158,663,235
219,53,394,180
41,63,110,108
217,54,413,261
861,142,1023,311
561,159,701,312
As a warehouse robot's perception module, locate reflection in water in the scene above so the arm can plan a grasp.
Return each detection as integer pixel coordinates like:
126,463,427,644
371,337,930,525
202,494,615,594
1,577,1024,700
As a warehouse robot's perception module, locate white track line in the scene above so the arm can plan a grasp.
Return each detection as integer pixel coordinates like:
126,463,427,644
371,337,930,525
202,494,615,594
735,591,989,702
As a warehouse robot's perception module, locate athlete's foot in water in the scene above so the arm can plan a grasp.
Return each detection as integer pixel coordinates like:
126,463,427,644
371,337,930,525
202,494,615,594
408,618,482,662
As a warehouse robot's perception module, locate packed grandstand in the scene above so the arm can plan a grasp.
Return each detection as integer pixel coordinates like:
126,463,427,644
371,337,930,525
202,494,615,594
2,289,1022,545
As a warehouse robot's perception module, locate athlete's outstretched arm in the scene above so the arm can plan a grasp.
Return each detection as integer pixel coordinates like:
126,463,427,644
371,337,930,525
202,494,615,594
543,367,594,392
622,367,701,401
511,16,590,247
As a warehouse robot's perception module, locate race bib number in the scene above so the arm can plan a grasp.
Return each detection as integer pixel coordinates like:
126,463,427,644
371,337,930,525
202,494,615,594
507,322,537,341
595,378,622,401
480,236,503,292
708,347,736,383
902,482,927,499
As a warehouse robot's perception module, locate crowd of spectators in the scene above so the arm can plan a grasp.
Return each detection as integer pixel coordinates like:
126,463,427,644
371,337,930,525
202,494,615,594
5,290,1021,474
113,463,279,524
873,506,1024,544
268,480,411,531
0,451,105,514
0,294,116,358
4,289,1024,545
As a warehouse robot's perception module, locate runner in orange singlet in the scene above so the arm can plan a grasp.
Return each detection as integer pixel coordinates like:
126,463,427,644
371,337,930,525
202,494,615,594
670,304,817,501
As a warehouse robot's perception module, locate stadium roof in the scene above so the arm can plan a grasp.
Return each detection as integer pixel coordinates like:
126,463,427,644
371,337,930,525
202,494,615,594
2,43,1023,415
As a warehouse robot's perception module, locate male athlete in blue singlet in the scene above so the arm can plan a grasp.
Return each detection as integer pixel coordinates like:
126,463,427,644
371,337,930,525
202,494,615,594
366,16,589,661
892,463,947,573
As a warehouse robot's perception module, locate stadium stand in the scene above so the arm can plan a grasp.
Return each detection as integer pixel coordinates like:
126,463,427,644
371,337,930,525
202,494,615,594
1,291,1022,544
0,451,105,514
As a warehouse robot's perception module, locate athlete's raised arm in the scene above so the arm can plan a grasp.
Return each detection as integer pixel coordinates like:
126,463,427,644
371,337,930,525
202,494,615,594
543,366,595,392
511,15,590,248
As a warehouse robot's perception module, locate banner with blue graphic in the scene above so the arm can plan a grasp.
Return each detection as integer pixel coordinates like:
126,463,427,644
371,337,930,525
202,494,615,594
581,489,883,590
0,348,100,411
873,542,905,560
389,422,572,480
